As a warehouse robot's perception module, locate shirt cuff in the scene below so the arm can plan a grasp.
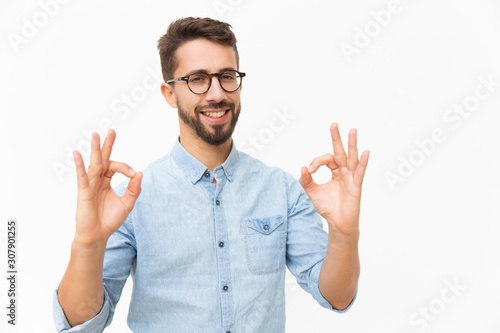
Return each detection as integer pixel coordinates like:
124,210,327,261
308,263,357,313
53,284,111,333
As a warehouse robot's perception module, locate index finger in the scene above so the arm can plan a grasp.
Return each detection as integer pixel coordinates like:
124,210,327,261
330,122,347,167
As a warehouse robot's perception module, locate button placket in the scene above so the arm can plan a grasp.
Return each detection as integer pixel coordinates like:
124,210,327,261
212,177,234,330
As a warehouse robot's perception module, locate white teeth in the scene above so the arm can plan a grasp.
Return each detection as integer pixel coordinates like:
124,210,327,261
202,110,227,118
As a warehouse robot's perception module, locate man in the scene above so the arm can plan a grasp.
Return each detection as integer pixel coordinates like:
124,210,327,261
53,17,369,332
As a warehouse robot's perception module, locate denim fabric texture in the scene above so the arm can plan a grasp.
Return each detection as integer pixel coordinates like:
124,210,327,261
53,138,355,333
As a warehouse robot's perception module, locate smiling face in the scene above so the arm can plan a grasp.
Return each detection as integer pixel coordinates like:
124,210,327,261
161,38,242,146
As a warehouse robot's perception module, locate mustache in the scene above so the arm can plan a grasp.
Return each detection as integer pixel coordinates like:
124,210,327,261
195,101,235,113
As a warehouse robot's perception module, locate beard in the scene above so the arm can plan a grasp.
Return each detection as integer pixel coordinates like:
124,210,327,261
177,100,241,146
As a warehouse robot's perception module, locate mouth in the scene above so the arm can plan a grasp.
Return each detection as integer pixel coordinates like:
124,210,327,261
200,109,229,119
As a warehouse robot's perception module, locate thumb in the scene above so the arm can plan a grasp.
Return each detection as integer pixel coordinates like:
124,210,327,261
121,171,143,211
298,166,316,192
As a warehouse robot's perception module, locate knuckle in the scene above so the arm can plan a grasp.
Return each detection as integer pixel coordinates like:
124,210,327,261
92,164,103,171
335,152,347,159
88,165,104,175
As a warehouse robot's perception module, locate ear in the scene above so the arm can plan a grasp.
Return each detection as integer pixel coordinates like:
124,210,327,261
161,82,178,108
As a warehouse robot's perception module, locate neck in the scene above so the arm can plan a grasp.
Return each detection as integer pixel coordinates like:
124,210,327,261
178,132,232,172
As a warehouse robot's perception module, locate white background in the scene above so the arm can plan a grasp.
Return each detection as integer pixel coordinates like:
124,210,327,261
1,0,500,332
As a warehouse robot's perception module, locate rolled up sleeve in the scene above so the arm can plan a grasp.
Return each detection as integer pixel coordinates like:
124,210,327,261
53,284,112,333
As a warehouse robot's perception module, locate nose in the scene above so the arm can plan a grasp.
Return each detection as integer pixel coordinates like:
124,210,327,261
205,76,227,102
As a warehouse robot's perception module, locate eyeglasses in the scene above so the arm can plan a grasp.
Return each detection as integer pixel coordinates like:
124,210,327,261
166,70,246,95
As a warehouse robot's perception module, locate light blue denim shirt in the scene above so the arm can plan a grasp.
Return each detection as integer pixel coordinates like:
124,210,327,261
53,138,355,332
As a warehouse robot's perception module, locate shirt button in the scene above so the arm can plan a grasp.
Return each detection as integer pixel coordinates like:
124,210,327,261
219,241,224,248
223,285,228,291
216,199,220,206
204,172,209,178
263,224,269,231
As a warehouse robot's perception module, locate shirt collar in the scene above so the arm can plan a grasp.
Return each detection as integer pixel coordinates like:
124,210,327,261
170,137,238,184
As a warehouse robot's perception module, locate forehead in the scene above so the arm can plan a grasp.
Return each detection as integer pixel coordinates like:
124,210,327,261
174,39,237,76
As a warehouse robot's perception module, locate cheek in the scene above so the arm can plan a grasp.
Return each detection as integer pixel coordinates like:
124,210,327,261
177,93,203,112
229,92,241,105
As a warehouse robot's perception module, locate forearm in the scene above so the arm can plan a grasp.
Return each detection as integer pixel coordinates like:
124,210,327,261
318,226,360,310
58,238,107,327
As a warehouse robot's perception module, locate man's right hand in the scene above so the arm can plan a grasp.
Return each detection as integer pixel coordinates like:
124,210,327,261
73,129,142,246
58,129,142,327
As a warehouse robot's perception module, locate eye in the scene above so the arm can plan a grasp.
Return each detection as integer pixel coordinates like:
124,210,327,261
189,74,208,83
221,72,236,81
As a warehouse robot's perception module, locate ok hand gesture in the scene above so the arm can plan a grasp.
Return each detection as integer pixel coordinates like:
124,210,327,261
299,123,369,236
73,129,143,246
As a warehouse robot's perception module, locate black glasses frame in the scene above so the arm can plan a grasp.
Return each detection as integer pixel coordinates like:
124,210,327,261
166,70,246,95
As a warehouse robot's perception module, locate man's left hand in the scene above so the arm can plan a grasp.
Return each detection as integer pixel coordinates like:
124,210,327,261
299,123,370,236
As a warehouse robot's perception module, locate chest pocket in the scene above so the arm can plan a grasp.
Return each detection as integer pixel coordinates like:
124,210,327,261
243,215,286,274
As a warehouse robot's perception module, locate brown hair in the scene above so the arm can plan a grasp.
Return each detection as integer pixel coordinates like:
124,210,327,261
157,17,239,82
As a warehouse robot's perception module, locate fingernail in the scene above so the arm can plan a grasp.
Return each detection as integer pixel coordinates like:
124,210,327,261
308,165,313,172
129,168,136,176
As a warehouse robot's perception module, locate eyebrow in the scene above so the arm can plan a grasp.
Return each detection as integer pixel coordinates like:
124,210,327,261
184,67,237,77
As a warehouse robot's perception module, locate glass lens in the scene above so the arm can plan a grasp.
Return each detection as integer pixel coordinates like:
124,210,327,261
188,73,210,94
220,71,241,92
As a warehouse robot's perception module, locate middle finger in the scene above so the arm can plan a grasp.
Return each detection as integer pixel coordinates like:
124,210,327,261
330,122,347,167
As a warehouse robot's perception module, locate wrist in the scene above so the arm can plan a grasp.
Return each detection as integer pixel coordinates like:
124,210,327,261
327,226,360,248
71,236,108,258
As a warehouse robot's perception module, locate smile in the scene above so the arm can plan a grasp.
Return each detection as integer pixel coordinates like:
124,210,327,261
200,109,229,118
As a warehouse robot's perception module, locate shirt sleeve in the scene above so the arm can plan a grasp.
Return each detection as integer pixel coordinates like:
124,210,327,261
52,181,138,332
284,171,356,313
52,284,112,332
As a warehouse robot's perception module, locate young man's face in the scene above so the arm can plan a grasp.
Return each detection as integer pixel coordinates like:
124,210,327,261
163,38,242,146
